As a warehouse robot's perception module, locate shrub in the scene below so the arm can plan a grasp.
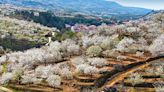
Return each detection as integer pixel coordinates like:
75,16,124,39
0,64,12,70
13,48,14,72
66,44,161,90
52,65,61,75
92,35,105,46
0,72,13,85
136,51,144,57
71,57,85,66
35,65,54,78
126,44,140,53
82,35,105,48
100,37,112,50
61,31,76,40
12,68,24,81
60,68,73,80
102,50,120,58
21,74,42,84
97,23,116,35
88,58,108,67
0,66,2,74
145,61,164,76
127,73,144,86
46,45,63,62
46,75,61,88
67,44,80,55
117,55,127,61
0,46,63,69
148,34,164,56
76,64,89,74
86,46,102,57
153,82,164,92
101,35,120,50
155,65,164,75
48,41,62,51
84,66,99,75
61,39,79,56
76,62,99,75
0,55,7,65
116,37,135,52
62,39,76,50
2,63,7,73
82,36,94,48
50,50,63,62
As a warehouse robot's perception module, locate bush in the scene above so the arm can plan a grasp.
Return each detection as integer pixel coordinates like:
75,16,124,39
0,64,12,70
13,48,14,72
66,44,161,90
60,68,73,80
84,66,99,75
0,73,13,85
82,36,94,48
67,44,80,55
153,82,164,92
117,55,127,61
61,31,77,40
21,74,42,84
46,75,61,88
155,65,164,75
2,63,7,74
76,64,99,75
88,58,108,67
82,35,105,48
102,50,120,58
126,44,142,53
86,46,102,57
48,41,62,51
136,51,144,57
148,34,164,56
100,37,112,50
100,35,119,50
35,65,54,78
12,68,24,81
127,73,144,86
71,57,85,66
0,66,2,74
76,64,89,74
116,37,135,52
145,64,164,76
61,39,76,53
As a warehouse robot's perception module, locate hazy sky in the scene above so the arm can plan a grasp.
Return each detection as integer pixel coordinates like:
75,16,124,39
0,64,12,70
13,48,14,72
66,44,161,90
107,0,164,10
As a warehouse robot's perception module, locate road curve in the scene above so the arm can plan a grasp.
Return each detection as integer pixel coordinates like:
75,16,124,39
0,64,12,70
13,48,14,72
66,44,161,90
95,55,164,91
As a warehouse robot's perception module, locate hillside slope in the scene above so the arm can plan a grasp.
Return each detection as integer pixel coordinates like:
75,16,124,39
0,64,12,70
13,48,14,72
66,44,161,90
0,0,152,19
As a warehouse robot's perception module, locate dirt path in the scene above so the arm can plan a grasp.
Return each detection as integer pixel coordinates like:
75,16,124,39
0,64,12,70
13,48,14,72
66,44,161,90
95,55,164,91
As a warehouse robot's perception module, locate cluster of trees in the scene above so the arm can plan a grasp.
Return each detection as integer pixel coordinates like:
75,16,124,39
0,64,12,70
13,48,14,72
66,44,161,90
0,9,164,91
9,10,113,30
0,16,58,51
0,37,43,51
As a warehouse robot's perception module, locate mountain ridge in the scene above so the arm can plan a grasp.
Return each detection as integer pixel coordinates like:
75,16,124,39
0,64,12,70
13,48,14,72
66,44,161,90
0,0,152,19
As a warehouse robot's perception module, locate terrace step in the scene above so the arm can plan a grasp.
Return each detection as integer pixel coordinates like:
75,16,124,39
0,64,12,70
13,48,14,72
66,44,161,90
75,81,95,86
122,53,149,61
126,87,155,92
74,74,101,83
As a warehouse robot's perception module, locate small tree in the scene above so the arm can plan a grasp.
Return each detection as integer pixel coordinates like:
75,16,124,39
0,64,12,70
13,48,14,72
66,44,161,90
86,46,102,57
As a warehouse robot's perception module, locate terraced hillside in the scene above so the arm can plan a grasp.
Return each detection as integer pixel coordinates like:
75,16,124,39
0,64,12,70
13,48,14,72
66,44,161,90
0,16,58,51
0,11,164,92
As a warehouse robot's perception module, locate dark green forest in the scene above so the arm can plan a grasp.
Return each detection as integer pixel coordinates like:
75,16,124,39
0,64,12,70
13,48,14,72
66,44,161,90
9,10,113,30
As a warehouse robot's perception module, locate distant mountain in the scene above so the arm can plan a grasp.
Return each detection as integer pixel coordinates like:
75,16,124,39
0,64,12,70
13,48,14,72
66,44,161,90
0,0,152,19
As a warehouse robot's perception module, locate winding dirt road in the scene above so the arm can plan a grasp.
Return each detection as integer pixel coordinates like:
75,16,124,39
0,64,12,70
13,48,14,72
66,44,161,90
95,55,164,91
